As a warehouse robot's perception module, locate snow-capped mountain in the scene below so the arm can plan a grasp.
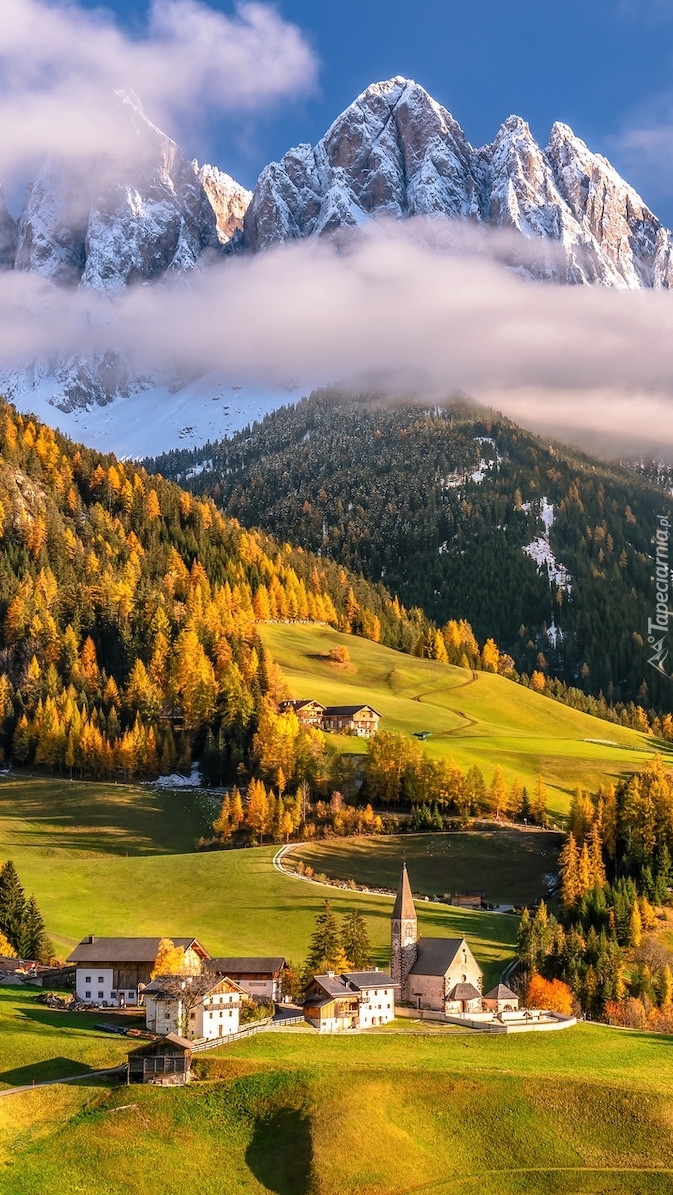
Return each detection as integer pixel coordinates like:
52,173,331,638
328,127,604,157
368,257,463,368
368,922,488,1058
4,74,673,455
244,77,673,289
15,92,220,292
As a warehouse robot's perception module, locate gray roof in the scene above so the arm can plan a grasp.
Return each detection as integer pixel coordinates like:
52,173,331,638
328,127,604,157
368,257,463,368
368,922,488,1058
67,937,207,964
323,705,381,717
279,700,325,711
408,938,467,978
448,982,482,1002
344,970,394,990
307,970,394,998
205,956,286,975
128,1032,192,1055
484,983,518,1001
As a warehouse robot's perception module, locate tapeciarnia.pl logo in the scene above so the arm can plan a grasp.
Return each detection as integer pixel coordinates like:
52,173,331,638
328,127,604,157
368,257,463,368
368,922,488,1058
648,514,671,677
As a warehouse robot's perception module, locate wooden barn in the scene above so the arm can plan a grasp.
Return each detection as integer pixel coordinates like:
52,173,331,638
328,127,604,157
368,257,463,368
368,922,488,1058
127,1034,192,1085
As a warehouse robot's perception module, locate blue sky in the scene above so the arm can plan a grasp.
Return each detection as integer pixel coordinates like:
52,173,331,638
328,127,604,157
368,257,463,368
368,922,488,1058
70,0,673,224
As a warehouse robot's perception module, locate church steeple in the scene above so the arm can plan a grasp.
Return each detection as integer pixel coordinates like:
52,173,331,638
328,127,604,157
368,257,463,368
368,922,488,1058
390,863,418,992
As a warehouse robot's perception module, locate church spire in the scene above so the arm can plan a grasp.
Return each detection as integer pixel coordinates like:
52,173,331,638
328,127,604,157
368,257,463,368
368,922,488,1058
390,863,418,992
392,862,416,923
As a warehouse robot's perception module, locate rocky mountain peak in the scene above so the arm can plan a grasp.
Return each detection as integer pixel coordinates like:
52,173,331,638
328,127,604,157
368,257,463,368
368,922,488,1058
243,76,673,290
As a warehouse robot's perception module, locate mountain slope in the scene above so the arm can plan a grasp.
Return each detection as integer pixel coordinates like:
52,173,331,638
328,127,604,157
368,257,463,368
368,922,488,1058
0,399,429,783
146,391,673,710
244,76,673,289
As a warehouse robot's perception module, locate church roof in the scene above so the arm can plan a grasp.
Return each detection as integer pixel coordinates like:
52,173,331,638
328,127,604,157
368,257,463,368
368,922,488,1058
448,982,481,1002
392,864,416,922
484,983,518,1001
407,937,467,978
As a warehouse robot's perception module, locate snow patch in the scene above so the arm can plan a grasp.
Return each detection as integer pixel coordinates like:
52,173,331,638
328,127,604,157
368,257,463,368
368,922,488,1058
523,497,572,591
8,372,304,458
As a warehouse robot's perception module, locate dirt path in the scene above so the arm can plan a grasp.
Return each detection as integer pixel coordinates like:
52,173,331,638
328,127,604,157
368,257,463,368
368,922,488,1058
0,1066,124,1097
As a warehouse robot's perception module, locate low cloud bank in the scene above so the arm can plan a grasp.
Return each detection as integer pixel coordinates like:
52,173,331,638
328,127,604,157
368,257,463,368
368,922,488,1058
0,0,318,182
2,219,673,452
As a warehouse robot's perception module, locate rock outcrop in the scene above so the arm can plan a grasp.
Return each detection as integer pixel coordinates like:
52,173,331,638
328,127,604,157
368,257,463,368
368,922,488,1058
194,163,252,245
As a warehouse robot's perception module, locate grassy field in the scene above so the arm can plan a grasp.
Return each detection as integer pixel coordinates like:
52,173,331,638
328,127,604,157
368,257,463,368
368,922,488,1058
4,1002,673,1195
284,830,562,906
0,776,516,985
260,624,662,817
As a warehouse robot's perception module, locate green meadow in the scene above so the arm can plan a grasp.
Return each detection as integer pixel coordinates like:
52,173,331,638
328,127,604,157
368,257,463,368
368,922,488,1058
261,623,661,816
3,997,673,1195
0,775,516,984
284,829,563,907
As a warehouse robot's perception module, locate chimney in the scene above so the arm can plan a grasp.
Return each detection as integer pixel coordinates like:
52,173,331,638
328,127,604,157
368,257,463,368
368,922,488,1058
327,970,335,978
85,935,95,945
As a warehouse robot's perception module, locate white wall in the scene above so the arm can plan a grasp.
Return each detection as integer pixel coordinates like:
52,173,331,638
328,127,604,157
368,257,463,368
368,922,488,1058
76,967,139,1006
357,986,395,1027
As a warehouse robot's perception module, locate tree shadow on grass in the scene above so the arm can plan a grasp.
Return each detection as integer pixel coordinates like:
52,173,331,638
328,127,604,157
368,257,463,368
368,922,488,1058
245,1107,314,1195
0,1056,117,1088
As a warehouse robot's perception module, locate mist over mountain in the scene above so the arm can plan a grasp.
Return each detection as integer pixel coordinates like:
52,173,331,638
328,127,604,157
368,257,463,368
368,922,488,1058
3,77,673,448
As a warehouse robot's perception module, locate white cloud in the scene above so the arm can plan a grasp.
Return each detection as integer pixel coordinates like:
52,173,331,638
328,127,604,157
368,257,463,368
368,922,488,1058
2,220,673,451
0,0,318,182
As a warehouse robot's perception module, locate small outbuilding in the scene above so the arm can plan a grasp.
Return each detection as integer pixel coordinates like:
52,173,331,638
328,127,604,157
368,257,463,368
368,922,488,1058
446,982,482,1013
483,983,520,1013
127,1033,192,1085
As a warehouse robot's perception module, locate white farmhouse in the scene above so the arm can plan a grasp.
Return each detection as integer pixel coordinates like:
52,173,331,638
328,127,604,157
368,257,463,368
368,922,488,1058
304,969,396,1032
142,973,245,1041
67,936,209,1007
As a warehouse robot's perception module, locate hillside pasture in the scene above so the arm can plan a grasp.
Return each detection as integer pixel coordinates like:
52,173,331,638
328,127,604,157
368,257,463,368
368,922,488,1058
4,1017,673,1195
0,777,516,985
284,829,562,907
260,623,660,816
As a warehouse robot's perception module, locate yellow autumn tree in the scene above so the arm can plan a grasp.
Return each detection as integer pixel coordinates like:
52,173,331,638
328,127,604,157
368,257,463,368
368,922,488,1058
151,938,186,978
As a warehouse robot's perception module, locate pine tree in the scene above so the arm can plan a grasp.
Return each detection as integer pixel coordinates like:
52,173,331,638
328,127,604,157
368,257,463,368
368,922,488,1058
628,900,643,948
0,861,27,955
341,909,372,971
559,833,581,910
21,895,51,962
587,821,606,888
306,900,351,977
531,774,547,825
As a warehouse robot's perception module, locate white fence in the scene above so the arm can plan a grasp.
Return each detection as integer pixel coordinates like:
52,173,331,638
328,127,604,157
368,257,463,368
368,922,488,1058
190,1014,304,1052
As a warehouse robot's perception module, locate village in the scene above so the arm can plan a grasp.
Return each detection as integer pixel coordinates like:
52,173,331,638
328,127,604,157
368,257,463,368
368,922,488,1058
2,865,575,1087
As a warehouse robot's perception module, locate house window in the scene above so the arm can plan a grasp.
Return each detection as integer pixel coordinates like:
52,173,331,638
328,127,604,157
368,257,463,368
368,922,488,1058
98,991,104,999
84,976,91,983
98,976,104,983
111,991,117,998
85,991,91,998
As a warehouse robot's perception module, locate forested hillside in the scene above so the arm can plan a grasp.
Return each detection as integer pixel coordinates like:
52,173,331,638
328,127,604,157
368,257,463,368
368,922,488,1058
0,402,430,782
147,392,673,710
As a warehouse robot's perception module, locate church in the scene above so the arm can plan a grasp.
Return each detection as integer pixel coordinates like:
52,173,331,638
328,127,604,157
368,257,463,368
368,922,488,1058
390,863,484,1014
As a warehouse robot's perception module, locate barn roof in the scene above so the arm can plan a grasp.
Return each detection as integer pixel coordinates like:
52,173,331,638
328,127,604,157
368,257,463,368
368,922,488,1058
205,957,286,975
128,1032,192,1056
323,705,381,717
408,938,467,978
67,937,209,964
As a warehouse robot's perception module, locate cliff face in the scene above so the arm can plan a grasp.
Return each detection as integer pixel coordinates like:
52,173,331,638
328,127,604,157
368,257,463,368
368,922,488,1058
194,163,252,245
244,76,672,290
